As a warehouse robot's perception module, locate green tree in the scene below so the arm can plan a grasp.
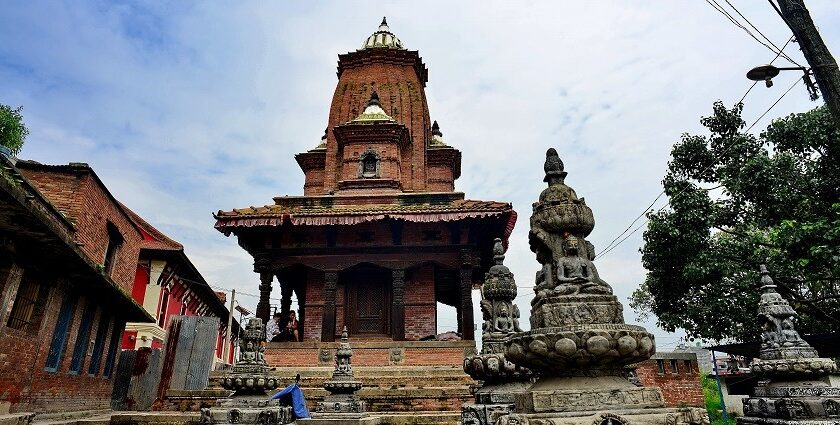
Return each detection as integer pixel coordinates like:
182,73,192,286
631,103,840,342
0,104,29,155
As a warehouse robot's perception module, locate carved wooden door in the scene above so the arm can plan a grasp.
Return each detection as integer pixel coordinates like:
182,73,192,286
348,269,390,336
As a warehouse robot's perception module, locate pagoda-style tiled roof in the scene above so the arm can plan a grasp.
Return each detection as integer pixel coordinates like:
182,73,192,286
214,193,515,233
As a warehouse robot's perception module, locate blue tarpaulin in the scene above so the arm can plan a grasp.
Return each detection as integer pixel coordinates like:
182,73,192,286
270,383,311,419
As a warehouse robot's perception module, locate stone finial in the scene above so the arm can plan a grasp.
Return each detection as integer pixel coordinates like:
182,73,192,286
341,325,349,342
380,16,389,31
431,120,442,137
493,237,504,265
543,148,568,184
368,91,381,108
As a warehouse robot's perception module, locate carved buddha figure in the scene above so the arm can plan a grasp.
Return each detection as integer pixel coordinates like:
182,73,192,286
240,341,256,363
554,236,612,295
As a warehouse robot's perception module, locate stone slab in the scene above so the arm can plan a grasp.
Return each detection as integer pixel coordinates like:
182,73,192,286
496,406,709,425
0,414,35,425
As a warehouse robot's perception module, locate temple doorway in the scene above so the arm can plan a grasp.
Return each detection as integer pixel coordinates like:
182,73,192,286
343,265,391,337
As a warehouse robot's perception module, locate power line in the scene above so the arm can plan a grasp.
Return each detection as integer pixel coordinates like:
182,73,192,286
721,0,801,66
745,75,802,131
739,35,796,104
597,191,665,258
598,35,797,259
596,76,803,260
703,0,799,66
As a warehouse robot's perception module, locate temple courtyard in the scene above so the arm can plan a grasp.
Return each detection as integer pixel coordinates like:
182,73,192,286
1,3,840,425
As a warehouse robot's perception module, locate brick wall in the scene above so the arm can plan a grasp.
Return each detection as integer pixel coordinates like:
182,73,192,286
264,340,474,368
18,166,143,294
299,263,439,342
0,268,123,414
635,352,705,407
322,56,431,194
405,265,436,340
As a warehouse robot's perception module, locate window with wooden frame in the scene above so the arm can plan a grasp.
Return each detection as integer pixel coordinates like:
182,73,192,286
103,222,124,276
670,359,679,374
69,302,96,374
6,272,43,332
158,289,170,328
656,359,665,375
103,320,123,378
88,315,110,376
45,293,76,371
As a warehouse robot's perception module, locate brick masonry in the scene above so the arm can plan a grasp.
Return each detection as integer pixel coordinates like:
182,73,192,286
635,352,705,408
17,164,144,294
0,162,158,415
0,268,123,414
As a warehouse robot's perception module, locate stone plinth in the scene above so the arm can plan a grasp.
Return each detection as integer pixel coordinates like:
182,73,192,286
199,397,293,425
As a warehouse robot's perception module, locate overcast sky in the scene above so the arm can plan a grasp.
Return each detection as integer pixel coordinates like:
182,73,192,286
2,1,838,348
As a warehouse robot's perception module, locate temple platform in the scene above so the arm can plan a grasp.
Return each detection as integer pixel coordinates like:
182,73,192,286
210,341,476,413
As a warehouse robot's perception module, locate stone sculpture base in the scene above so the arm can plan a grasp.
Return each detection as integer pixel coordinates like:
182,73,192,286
738,380,840,424
496,376,709,425
462,381,532,425
315,393,367,414
497,406,710,425
199,395,294,425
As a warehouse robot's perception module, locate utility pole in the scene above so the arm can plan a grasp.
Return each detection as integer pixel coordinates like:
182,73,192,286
774,0,840,128
223,289,236,364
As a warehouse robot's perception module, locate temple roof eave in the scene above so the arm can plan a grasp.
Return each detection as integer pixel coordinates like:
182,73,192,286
213,195,516,243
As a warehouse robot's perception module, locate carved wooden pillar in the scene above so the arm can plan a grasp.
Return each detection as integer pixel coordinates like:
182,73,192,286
256,271,273,325
254,252,273,325
459,250,475,341
321,271,338,342
280,280,293,319
391,269,406,341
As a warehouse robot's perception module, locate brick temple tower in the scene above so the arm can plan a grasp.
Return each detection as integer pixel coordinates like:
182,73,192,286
215,18,515,353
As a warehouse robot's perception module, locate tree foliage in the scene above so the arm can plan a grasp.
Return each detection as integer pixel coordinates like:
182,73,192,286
631,102,840,342
0,104,29,155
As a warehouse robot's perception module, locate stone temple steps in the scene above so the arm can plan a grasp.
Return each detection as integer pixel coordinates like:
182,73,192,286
209,366,474,413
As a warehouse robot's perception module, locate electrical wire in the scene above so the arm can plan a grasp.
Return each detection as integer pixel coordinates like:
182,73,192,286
596,76,803,260
722,0,801,66
704,0,799,66
739,35,796,104
598,34,796,258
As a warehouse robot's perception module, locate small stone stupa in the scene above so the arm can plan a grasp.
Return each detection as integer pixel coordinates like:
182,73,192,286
462,238,532,425
220,317,279,395
497,148,709,425
202,318,292,425
738,265,840,424
316,326,366,414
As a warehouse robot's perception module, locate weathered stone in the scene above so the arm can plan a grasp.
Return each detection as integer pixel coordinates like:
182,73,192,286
505,325,656,373
494,149,709,425
219,318,279,395
737,266,840,425
530,295,624,328
462,238,532,424
315,327,367,415
199,397,293,425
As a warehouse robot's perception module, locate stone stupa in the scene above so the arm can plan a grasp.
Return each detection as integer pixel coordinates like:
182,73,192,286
497,148,709,425
201,318,292,425
738,265,840,424
462,238,533,425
